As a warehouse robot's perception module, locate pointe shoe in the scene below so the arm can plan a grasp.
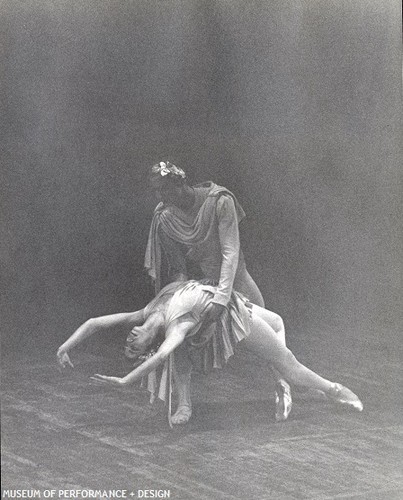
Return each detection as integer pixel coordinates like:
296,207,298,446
275,381,292,422
326,383,363,412
171,405,192,425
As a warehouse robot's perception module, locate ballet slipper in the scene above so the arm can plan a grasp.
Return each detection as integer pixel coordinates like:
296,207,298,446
326,383,363,412
171,405,192,425
274,380,292,422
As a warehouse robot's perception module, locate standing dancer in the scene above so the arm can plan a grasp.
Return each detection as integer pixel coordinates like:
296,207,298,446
145,161,291,423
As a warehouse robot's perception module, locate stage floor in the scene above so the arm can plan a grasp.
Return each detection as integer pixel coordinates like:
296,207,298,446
2,336,402,500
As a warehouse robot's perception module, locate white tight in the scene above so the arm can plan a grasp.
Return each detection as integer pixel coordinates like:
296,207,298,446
240,305,333,393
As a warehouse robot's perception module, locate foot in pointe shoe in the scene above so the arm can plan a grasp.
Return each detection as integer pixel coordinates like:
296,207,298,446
171,405,192,425
275,381,292,422
326,383,363,412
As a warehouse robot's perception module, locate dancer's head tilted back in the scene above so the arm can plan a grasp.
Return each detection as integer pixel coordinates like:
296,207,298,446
124,284,176,360
125,310,165,360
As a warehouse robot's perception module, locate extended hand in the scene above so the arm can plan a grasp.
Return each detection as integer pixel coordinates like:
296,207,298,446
90,374,125,386
57,349,74,370
202,302,226,326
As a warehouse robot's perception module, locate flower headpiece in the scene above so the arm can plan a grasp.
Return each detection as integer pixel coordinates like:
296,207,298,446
151,161,186,180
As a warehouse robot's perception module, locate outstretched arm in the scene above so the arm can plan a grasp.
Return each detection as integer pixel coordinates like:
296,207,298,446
91,318,195,386
57,310,145,368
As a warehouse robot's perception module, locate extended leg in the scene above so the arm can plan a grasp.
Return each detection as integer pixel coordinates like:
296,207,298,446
241,309,363,412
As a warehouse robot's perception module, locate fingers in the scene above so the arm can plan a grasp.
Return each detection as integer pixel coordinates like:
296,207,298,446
91,374,108,381
202,303,214,321
89,376,113,386
57,352,74,370
90,374,122,385
89,376,110,385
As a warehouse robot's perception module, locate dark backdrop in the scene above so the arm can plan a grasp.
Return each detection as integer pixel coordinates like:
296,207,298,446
1,1,401,356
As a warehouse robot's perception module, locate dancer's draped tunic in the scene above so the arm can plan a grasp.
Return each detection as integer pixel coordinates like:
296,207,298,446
127,281,253,425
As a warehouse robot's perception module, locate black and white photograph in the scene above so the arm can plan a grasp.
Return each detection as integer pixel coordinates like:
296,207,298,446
1,1,402,499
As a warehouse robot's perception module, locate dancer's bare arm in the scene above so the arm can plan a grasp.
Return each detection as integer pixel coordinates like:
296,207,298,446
57,310,145,368
91,318,195,386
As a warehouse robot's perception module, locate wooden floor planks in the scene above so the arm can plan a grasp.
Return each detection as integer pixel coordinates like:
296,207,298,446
1,345,402,500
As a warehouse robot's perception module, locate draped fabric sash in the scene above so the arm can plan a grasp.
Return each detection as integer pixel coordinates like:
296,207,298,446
144,182,246,293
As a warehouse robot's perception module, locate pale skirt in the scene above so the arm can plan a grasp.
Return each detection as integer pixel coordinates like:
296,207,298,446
144,280,253,424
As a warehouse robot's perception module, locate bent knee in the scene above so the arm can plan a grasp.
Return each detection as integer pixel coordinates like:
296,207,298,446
272,313,284,333
261,310,284,333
